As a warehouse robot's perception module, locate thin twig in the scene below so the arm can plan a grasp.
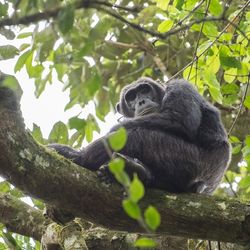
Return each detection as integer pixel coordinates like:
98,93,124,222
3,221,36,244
91,0,141,12
0,0,138,27
218,240,221,250
173,0,205,29
224,175,238,197
228,73,250,136
208,240,212,250
105,40,140,49
94,5,165,38
187,0,211,80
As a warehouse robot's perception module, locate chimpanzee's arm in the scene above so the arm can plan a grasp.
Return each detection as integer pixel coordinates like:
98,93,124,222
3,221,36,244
48,137,110,171
48,136,154,186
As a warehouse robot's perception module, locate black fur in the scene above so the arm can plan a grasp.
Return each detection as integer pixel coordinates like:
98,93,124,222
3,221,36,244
50,77,231,194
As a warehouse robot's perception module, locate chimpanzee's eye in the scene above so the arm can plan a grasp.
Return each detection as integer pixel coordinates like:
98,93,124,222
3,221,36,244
125,90,136,102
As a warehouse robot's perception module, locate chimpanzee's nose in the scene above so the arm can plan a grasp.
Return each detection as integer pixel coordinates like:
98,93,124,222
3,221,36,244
139,99,145,106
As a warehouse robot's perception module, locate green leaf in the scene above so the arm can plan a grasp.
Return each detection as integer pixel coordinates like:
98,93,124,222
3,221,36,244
55,64,67,81
122,199,141,220
156,0,170,10
77,42,94,58
174,0,184,10
196,40,211,56
32,198,45,210
183,66,197,81
0,3,8,17
69,117,86,130
20,43,31,52
246,12,250,20
237,63,249,83
17,32,33,39
2,232,22,250
109,158,130,186
27,64,44,78
244,96,250,110
58,5,75,34
37,42,54,62
109,158,125,173
232,145,241,155
219,33,233,42
236,34,248,48
9,187,23,198
224,68,237,83
31,124,45,144
14,50,32,72
223,94,238,106
144,206,161,231
69,131,84,148
48,121,68,144
85,114,100,143
0,181,10,193
207,54,220,74
245,136,250,147
229,136,240,143
221,83,239,95
209,0,223,16
184,0,198,10
157,20,174,33
34,26,55,44
89,17,113,41
219,46,241,69
154,40,166,47
34,75,49,98
242,146,250,158
25,49,34,75
108,127,127,151
245,154,250,163
95,91,111,121
0,45,19,60
85,122,93,142
134,237,157,248
202,22,218,37
84,69,102,97
129,175,145,202
209,87,222,104
33,26,56,62
239,176,250,189
0,28,15,40
204,70,222,104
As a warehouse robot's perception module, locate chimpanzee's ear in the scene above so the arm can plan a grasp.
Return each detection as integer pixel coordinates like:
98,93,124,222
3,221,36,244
115,103,121,113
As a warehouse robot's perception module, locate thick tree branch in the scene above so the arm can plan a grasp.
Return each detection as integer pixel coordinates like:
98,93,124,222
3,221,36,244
0,192,45,241
1,87,250,243
0,192,186,249
0,0,139,27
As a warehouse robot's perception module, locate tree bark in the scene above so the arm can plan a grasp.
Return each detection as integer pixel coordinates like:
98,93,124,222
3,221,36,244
0,192,44,240
0,87,250,244
0,192,187,250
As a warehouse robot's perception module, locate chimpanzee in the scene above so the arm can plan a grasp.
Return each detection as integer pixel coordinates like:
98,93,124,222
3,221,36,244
50,77,231,194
